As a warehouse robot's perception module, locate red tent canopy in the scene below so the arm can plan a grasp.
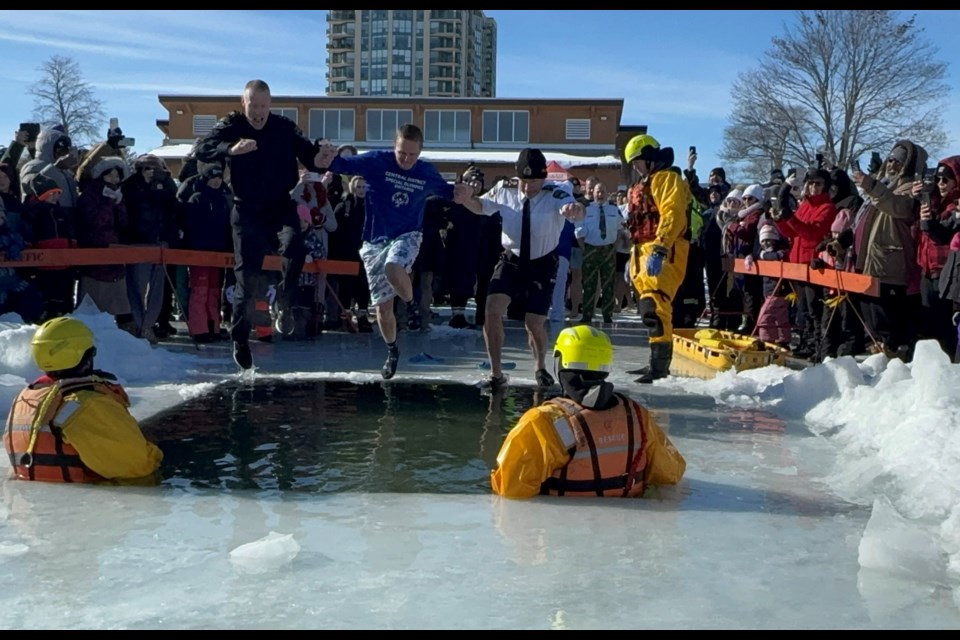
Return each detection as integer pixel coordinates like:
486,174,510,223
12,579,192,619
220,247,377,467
546,160,571,181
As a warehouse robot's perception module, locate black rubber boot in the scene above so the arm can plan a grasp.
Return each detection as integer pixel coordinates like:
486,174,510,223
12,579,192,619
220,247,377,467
634,341,673,384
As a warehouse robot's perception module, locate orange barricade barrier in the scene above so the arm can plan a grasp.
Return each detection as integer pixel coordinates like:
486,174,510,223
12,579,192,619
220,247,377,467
734,258,879,296
0,246,360,276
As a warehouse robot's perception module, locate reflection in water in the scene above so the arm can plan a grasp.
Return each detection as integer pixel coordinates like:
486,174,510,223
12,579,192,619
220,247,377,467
142,381,540,493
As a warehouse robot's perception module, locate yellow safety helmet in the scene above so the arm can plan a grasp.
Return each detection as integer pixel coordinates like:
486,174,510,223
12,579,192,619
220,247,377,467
31,317,95,372
624,134,661,164
554,325,613,373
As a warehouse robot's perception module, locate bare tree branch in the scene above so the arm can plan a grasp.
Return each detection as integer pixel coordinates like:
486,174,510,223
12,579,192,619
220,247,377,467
721,10,948,181
28,55,106,148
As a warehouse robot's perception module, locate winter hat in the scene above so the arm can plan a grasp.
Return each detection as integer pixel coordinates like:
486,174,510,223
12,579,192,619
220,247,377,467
887,145,908,165
515,148,547,180
936,164,956,182
30,174,62,202
830,210,851,233
742,184,765,203
201,163,224,182
759,223,780,243
92,157,128,181
296,204,312,227
805,168,833,189
709,167,726,182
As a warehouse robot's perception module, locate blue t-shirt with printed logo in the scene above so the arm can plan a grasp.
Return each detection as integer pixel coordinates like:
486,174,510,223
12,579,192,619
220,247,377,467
330,150,454,243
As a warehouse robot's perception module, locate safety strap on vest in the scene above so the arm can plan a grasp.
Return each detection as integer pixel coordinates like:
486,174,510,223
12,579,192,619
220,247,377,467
543,395,640,497
19,376,106,468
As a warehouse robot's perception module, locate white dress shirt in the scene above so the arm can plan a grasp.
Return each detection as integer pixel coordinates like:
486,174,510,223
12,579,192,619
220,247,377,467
479,180,575,260
575,200,624,247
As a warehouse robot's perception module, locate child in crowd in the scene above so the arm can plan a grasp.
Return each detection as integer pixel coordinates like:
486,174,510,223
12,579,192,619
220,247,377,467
812,209,861,359
752,222,792,349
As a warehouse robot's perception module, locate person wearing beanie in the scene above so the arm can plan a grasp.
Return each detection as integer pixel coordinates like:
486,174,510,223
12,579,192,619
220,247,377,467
454,147,586,390
753,220,792,350
777,167,840,360
917,156,960,358
314,123,456,379
25,171,77,320
183,161,232,343
851,139,929,361
490,325,685,498
728,184,767,333
75,157,131,328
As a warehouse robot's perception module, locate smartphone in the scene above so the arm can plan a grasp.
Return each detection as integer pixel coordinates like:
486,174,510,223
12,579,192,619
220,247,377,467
109,117,119,131
19,122,40,144
851,159,862,174
689,146,696,155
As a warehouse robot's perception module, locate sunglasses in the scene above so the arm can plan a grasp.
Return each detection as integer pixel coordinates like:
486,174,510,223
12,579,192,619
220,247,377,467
936,176,954,184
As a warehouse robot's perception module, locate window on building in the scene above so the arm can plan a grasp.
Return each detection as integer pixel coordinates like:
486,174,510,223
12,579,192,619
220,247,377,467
367,109,415,142
482,110,529,143
423,110,470,143
270,108,298,125
565,118,591,140
308,109,355,142
192,115,218,137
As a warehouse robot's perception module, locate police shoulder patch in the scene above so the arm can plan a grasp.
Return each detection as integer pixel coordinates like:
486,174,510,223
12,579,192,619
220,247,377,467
552,188,569,199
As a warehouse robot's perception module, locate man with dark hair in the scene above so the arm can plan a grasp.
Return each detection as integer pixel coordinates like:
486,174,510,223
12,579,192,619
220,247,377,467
454,148,585,390
196,79,329,371
316,124,455,379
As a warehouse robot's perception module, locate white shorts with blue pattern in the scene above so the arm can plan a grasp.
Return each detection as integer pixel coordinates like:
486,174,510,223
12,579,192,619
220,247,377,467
360,230,423,307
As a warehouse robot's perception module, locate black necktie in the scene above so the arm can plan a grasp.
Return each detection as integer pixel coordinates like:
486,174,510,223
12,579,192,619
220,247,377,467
598,203,607,240
520,198,531,266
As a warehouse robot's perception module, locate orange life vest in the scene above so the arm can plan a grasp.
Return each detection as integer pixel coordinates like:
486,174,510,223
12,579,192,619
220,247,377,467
540,393,648,497
627,181,660,244
3,375,126,482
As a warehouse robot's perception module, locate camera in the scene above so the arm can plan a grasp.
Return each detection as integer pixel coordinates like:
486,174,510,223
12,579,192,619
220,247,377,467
689,146,696,155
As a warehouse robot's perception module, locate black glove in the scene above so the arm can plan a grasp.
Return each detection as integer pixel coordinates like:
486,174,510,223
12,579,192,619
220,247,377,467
810,257,827,270
107,127,123,150
777,183,796,221
867,152,883,175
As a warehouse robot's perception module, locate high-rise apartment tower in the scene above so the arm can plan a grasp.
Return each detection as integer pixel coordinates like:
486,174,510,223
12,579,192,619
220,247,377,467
325,10,496,97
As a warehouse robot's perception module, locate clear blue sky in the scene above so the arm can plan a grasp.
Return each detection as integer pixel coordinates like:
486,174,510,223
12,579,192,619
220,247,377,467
0,10,957,184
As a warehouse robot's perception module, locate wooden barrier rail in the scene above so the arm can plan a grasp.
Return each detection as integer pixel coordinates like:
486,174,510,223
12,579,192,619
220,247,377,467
0,246,360,276
734,258,880,297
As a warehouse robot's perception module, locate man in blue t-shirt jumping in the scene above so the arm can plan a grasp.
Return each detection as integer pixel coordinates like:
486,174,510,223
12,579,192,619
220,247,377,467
317,124,454,380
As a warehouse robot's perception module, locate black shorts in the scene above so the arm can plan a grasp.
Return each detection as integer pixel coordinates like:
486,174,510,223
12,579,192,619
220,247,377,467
488,250,557,317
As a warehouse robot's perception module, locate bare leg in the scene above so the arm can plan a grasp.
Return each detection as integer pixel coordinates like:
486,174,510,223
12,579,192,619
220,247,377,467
376,298,397,344
385,262,413,304
483,293,510,378
525,312,549,370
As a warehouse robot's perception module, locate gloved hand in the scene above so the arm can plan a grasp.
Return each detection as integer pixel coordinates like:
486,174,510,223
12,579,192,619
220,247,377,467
645,244,668,277
953,311,960,326
107,127,124,150
785,292,799,306
810,257,827,270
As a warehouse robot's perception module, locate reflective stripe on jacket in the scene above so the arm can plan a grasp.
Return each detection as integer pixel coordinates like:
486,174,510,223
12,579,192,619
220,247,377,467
3,376,126,483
